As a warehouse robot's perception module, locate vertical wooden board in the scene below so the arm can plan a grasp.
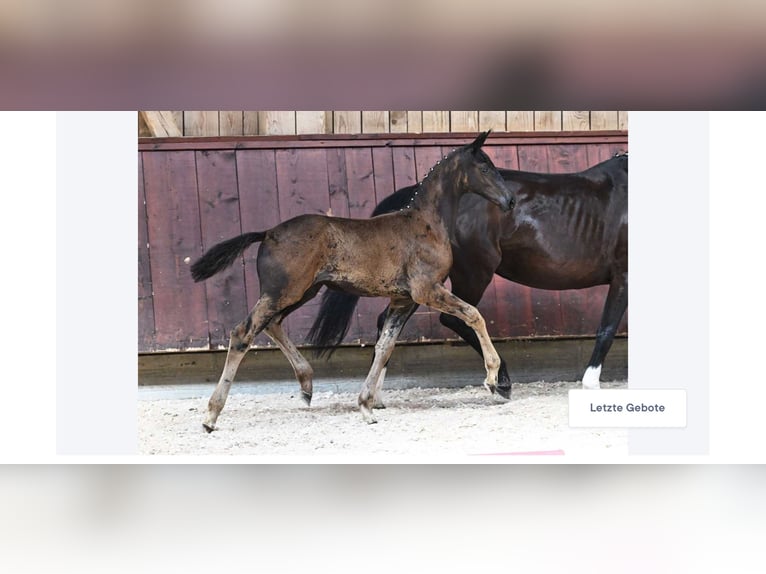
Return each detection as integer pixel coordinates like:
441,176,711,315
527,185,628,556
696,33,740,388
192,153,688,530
494,280,535,338
274,148,331,342
484,143,519,170
414,146,443,184
534,111,561,131
392,146,417,190
326,148,350,218
422,111,449,133
562,111,590,131
618,111,629,130
450,111,478,132
362,111,390,134
507,111,534,131
590,111,619,130
143,151,209,350
334,111,362,134
243,111,259,136
517,143,550,173
371,146,396,205
138,152,156,351
196,150,249,348
258,111,296,135
184,111,219,136
344,147,384,342
406,111,423,133
236,149,282,347
389,111,408,133
219,111,244,136
547,144,587,173
479,111,506,131
296,111,332,134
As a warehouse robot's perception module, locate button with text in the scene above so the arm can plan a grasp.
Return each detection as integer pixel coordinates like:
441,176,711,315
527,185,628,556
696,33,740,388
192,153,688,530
569,389,687,428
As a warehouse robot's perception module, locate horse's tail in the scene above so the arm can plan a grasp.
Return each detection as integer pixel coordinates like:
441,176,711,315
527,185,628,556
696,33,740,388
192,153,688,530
190,231,266,282
305,290,360,358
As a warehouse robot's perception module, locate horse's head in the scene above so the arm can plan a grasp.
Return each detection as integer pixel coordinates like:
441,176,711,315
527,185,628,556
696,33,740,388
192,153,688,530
457,131,516,212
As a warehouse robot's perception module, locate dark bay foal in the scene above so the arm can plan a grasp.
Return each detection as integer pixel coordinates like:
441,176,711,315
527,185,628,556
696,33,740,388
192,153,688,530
191,131,516,430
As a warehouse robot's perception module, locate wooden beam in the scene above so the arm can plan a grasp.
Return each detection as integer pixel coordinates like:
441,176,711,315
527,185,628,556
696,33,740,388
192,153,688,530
139,111,182,137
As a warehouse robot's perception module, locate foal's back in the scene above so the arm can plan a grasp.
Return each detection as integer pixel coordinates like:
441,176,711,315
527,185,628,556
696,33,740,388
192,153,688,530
256,211,451,299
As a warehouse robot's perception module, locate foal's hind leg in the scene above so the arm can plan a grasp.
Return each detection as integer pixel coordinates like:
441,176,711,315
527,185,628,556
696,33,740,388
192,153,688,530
359,300,417,423
265,320,314,406
371,304,419,409
203,297,278,432
413,283,502,395
583,273,628,389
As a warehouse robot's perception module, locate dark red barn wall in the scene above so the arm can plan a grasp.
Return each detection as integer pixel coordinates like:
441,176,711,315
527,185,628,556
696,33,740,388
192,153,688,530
138,131,628,353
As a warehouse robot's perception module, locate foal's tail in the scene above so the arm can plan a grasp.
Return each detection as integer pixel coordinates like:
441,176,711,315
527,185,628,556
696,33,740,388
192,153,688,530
190,231,266,282
305,290,361,358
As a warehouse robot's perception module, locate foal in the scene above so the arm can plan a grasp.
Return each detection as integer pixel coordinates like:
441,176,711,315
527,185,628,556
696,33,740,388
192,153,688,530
191,131,516,430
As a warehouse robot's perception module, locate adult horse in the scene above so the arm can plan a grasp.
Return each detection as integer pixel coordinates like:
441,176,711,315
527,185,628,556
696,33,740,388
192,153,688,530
191,131,517,430
307,152,628,397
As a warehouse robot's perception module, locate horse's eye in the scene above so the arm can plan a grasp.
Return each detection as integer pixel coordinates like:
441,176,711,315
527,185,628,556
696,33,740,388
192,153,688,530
480,165,489,174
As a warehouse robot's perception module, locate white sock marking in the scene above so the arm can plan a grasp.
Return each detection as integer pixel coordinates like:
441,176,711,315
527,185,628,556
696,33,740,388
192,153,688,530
582,365,602,389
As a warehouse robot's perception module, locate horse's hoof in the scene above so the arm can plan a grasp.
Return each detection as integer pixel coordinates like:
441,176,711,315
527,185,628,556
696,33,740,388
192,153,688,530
483,380,496,394
301,390,312,406
496,385,512,400
373,402,386,410
202,423,216,433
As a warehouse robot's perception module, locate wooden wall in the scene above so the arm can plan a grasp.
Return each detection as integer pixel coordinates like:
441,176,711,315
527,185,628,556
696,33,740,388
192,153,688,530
139,111,629,137
138,131,628,353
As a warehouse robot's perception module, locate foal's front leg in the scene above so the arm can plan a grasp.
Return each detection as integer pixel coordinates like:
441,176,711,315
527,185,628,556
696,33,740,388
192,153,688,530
413,283,502,395
358,300,417,423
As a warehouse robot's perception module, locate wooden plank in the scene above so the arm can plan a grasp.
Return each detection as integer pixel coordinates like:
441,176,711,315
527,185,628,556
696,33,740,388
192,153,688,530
494,281,535,338
450,111,479,132
138,152,156,351
371,146,396,205
140,131,628,152
391,146,417,190
139,111,182,137
236,149,281,348
422,111,449,133
406,111,423,133
334,111,362,134
479,111,506,132
142,150,209,349
590,111,619,130
258,111,296,135
344,147,383,342
618,111,629,130
534,111,562,131
273,148,331,342
243,111,259,136
219,111,244,136
195,149,249,348
184,111,219,136
362,111,390,134
138,113,152,138
326,148,351,218
562,111,590,131
507,111,534,131
389,111,408,133
296,111,331,134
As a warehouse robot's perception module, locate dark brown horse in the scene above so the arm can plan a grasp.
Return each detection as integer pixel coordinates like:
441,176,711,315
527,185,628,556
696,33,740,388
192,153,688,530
308,152,628,398
191,131,517,430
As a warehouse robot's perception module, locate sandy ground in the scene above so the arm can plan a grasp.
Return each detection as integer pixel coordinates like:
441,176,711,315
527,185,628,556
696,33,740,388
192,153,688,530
138,380,628,457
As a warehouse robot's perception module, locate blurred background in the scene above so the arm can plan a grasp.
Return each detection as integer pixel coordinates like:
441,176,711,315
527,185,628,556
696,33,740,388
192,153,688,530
1,465,764,573
2,0,766,108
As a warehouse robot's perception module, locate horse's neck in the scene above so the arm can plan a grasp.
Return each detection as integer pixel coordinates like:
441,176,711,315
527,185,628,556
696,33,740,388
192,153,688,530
412,171,463,238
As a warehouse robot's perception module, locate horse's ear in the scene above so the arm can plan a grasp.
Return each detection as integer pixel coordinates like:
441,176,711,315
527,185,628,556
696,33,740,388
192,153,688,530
469,130,491,154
